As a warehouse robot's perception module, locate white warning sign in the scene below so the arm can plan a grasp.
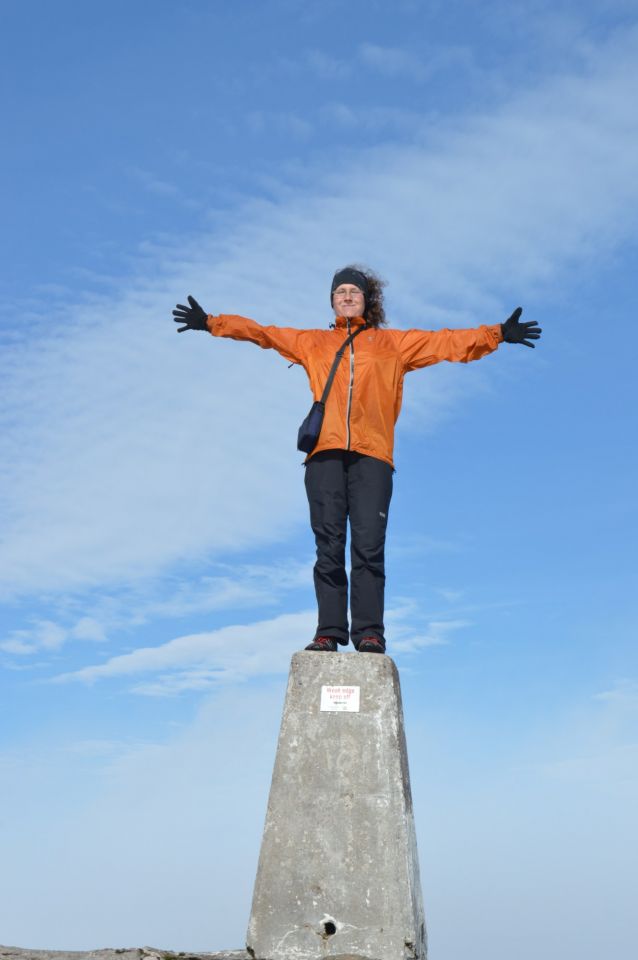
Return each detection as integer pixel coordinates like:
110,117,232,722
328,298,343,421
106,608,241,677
320,685,360,713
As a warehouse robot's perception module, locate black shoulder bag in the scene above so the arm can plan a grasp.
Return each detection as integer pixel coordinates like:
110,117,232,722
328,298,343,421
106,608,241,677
297,323,369,454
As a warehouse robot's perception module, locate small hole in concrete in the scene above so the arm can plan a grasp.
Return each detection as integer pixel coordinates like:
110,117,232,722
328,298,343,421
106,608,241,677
323,921,337,936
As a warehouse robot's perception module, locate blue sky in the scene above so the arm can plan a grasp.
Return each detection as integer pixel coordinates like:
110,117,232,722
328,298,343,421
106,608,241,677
1,0,637,956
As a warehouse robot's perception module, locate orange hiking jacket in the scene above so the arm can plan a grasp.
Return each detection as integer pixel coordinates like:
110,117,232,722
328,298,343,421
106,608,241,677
207,313,503,468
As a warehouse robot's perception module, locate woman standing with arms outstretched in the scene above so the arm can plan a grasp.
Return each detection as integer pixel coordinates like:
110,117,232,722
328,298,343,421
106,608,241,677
173,265,540,654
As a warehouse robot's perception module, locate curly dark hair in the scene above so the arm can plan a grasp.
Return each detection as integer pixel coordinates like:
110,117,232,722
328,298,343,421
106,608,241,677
333,263,388,328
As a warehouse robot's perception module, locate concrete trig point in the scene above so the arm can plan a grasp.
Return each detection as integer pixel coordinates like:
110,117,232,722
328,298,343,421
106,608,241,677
246,652,426,960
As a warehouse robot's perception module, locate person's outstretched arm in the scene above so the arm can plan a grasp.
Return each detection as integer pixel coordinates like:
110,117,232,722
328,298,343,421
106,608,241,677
172,295,311,366
394,306,541,372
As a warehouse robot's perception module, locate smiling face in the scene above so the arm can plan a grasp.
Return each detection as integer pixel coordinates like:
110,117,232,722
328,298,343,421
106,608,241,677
332,283,366,318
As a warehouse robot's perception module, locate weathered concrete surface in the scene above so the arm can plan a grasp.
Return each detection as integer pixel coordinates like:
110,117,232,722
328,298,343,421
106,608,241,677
246,652,426,960
0,948,249,960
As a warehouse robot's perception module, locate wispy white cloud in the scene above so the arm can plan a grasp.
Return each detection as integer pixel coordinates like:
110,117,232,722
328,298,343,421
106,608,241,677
289,42,477,90
133,558,314,622
593,679,638,709
1,637,37,656
303,43,473,85
388,532,467,560
127,166,196,204
0,558,315,668
52,610,316,689
321,101,428,136
305,50,352,80
534,742,638,793
247,110,314,139
0,616,106,655
2,26,638,601
71,616,107,642
434,587,465,602
51,600,470,693
356,41,479,86
387,603,471,653
358,42,429,80
508,679,638,805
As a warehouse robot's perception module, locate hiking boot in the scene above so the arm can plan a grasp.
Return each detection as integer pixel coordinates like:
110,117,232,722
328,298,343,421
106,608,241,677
357,636,386,654
305,636,338,652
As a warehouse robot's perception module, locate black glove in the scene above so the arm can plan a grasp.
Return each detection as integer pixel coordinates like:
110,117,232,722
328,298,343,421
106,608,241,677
501,307,541,348
172,295,209,333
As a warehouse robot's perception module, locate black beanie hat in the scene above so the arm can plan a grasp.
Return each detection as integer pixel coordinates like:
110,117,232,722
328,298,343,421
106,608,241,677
330,267,369,303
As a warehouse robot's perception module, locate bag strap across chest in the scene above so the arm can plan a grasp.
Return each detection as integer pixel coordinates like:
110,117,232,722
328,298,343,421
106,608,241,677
320,323,370,404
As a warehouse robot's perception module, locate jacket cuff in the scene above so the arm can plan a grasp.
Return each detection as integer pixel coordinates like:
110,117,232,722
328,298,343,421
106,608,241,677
491,323,504,344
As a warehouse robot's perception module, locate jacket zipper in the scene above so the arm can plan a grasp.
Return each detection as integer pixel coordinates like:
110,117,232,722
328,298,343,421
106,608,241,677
345,319,355,450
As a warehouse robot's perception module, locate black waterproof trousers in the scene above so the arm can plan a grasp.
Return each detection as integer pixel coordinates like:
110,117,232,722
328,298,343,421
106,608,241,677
304,450,393,649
